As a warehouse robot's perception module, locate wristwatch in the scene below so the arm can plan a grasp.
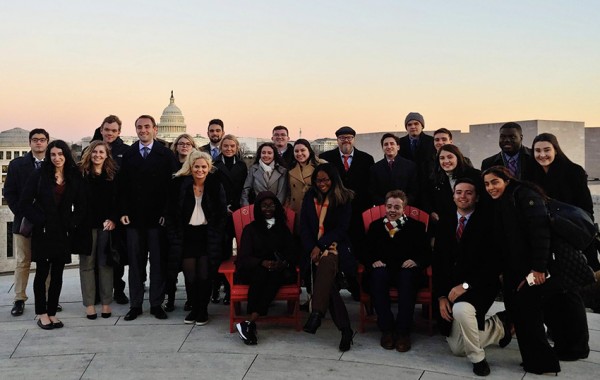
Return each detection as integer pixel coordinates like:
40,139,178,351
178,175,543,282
462,282,470,290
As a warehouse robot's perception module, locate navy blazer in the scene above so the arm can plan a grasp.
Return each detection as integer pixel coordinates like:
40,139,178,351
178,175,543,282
3,151,37,233
481,146,536,181
369,155,419,206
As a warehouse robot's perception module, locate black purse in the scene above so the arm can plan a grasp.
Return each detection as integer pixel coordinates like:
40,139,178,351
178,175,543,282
18,216,34,237
549,236,596,289
105,233,120,267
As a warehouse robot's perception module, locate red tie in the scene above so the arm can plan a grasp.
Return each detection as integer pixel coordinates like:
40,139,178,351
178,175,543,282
343,155,350,171
456,216,466,241
388,160,394,170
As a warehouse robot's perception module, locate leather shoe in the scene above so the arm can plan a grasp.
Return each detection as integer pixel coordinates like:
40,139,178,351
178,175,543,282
395,334,411,352
101,312,112,319
124,307,142,321
86,313,97,320
473,358,491,376
164,301,175,312
56,304,63,312
150,306,168,320
380,331,395,350
37,319,54,330
303,312,322,334
52,320,64,329
114,292,129,305
496,311,513,348
11,300,25,316
339,328,355,352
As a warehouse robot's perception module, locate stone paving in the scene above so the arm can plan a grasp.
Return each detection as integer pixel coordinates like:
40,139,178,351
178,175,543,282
0,268,598,379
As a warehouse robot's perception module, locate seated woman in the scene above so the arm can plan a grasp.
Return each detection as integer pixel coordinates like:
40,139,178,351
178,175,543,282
234,191,298,345
366,190,430,352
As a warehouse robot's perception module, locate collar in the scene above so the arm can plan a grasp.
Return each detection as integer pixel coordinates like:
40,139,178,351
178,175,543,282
339,148,354,158
140,141,154,150
502,151,520,162
456,210,474,222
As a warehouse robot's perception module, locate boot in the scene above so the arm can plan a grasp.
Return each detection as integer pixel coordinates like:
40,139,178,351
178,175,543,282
303,312,322,334
339,328,355,352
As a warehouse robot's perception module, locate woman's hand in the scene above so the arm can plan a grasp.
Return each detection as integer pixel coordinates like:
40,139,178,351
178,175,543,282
430,212,440,222
310,246,321,263
103,219,115,231
372,260,386,268
439,297,453,322
401,259,417,268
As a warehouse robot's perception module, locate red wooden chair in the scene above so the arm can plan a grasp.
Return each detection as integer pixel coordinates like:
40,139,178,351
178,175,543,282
218,205,302,333
357,205,433,334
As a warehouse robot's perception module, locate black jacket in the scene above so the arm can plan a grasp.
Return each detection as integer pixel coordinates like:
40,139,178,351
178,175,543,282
425,166,482,221
481,146,536,181
433,208,500,336
118,141,178,228
3,151,38,233
399,133,436,205
369,155,419,206
19,167,87,262
83,172,118,229
213,154,248,212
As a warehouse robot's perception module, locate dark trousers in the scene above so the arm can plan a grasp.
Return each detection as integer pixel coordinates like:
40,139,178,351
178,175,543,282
311,254,351,330
34,260,65,316
246,267,293,315
126,227,164,308
183,256,211,313
370,266,417,334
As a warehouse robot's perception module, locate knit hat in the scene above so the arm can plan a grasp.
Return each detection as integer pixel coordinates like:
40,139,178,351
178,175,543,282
335,126,356,137
404,112,425,129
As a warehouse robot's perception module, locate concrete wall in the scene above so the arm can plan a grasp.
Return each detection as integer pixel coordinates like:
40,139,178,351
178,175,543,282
586,127,600,180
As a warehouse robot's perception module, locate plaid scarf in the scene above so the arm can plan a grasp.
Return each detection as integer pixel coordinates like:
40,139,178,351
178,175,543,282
383,215,407,238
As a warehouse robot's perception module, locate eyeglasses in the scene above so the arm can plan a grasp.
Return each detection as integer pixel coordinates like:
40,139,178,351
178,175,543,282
337,136,354,142
177,142,192,147
31,138,47,143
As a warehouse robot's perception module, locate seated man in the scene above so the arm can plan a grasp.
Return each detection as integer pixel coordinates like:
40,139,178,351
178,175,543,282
433,178,512,377
365,190,430,353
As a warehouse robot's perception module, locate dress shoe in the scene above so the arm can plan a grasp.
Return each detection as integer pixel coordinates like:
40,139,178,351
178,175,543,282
395,334,411,353
37,319,54,330
303,312,322,334
150,306,168,320
472,358,491,376
124,307,142,321
101,312,112,319
56,304,63,312
164,301,175,312
52,320,64,329
11,300,25,316
339,328,355,352
184,300,192,311
114,292,129,305
86,313,98,320
380,331,395,350
496,311,513,348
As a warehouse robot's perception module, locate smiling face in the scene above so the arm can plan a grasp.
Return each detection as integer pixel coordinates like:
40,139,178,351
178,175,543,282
176,137,193,158
294,143,310,164
260,145,275,165
337,134,354,155
221,138,238,158
91,144,108,167
101,122,121,144
434,132,452,151
208,124,224,144
192,158,210,181
135,117,157,144
259,197,276,219
439,149,458,172
50,147,65,169
405,120,423,138
533,141,556,172
315,170,331,194
483,173,509,200
499,128,522,155
453,182,478,213
385,197,404,222
271,129,289,150
381,137,399,159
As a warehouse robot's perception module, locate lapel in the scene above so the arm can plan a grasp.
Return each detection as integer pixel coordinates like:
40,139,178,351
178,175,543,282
289,164,314,185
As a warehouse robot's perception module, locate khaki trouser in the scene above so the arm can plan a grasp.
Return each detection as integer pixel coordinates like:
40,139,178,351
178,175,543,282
13,234,32,302
79,229,114,306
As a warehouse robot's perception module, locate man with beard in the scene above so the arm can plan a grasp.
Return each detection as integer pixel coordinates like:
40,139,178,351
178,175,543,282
201,119,225,160
480,122,536,180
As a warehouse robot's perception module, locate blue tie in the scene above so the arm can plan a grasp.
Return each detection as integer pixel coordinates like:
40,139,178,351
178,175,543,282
211,148,218,159
142,146,149,159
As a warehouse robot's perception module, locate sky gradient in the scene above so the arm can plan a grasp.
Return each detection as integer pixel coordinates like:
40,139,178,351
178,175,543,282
1,0,599,142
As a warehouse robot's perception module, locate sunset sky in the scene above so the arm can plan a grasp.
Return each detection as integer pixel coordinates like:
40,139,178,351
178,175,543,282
1,1,599,142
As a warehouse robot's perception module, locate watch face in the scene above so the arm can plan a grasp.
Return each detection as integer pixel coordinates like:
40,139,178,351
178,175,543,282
462,282,469,290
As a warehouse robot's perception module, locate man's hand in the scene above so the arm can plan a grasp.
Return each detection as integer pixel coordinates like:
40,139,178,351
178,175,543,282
439,297,453,322
448,284,467,303
120,215,130,225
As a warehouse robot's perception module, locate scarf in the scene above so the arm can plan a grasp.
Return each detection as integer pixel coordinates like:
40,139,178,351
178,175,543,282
259,160,275,183
383,215,407,237
265,217,275,230
314,196,330,239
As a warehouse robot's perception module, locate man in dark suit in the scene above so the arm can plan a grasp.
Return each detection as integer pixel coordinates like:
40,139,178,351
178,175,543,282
480,122,536,180
398,112,436,207
3,128,49,317
320,126,374,297
271,125,294,168
200,119,224,160
433,178,511,376
369,133,418,206
119,115,178,320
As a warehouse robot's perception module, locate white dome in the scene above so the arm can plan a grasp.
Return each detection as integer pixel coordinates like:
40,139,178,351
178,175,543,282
157,91,186,141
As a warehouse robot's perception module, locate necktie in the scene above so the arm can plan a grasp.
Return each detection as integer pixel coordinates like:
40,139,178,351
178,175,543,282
343,155,350,171
456,216,466,241
211,147,218,159
142,146,149,159
507,157,518,177
388,160,394,170
410,139,418,156
34,160,42,169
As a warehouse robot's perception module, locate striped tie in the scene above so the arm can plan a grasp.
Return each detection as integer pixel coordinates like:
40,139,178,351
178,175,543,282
456,216,466,241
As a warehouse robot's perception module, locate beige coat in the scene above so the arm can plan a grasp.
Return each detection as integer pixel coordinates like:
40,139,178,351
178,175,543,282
287,159,326,231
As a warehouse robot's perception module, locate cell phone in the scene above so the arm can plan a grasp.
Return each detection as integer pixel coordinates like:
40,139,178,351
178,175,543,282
526,273,535,286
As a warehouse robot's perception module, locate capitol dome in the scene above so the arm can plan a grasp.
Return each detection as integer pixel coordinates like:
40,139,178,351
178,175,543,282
157,91,186,141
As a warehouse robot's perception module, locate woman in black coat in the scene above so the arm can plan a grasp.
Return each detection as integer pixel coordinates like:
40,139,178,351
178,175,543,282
530,133,598,270
300,163,355,351
366,190,430,352
234,191,298,345
78,141,118,319
20,140,86,329
483,166,589,375
211,134,248,305
166,150,227,325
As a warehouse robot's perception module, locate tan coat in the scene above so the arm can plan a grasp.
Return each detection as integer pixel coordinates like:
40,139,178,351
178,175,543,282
287,159,326,231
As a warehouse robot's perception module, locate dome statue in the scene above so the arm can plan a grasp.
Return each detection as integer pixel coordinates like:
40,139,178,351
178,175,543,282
157,90,186,141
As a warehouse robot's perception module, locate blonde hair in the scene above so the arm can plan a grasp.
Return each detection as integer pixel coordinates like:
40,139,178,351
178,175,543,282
219,134,240,152
171,133,198,154
78,141,117,180
174,150,214,177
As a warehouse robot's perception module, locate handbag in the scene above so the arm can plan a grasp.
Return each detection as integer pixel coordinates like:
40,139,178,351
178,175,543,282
549,236,596,289
18,216,34,238
546,198,599,251
105,233,121,267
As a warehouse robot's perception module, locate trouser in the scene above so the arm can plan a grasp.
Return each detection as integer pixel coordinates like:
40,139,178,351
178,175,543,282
370,266,417,334
34,260,65,316
311,254,351,330
447,302,505,363
13,234,32,302
112,227,127,294
183,256,211,313
126,228,165,308
246,267,293,315
80,229,114,306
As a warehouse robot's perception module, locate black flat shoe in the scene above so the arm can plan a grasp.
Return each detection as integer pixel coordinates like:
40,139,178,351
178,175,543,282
56,304,63,312
37,319,54,330
86,313,97,320
101,312,112,319
52,321,64,329
11,300,25,316
303,312,322,334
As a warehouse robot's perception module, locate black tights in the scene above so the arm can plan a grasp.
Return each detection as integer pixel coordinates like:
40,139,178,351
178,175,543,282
182,256,211,313
34,260,65,316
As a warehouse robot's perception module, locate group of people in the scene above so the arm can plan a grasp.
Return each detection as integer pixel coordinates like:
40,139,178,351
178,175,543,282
4,112,598,377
